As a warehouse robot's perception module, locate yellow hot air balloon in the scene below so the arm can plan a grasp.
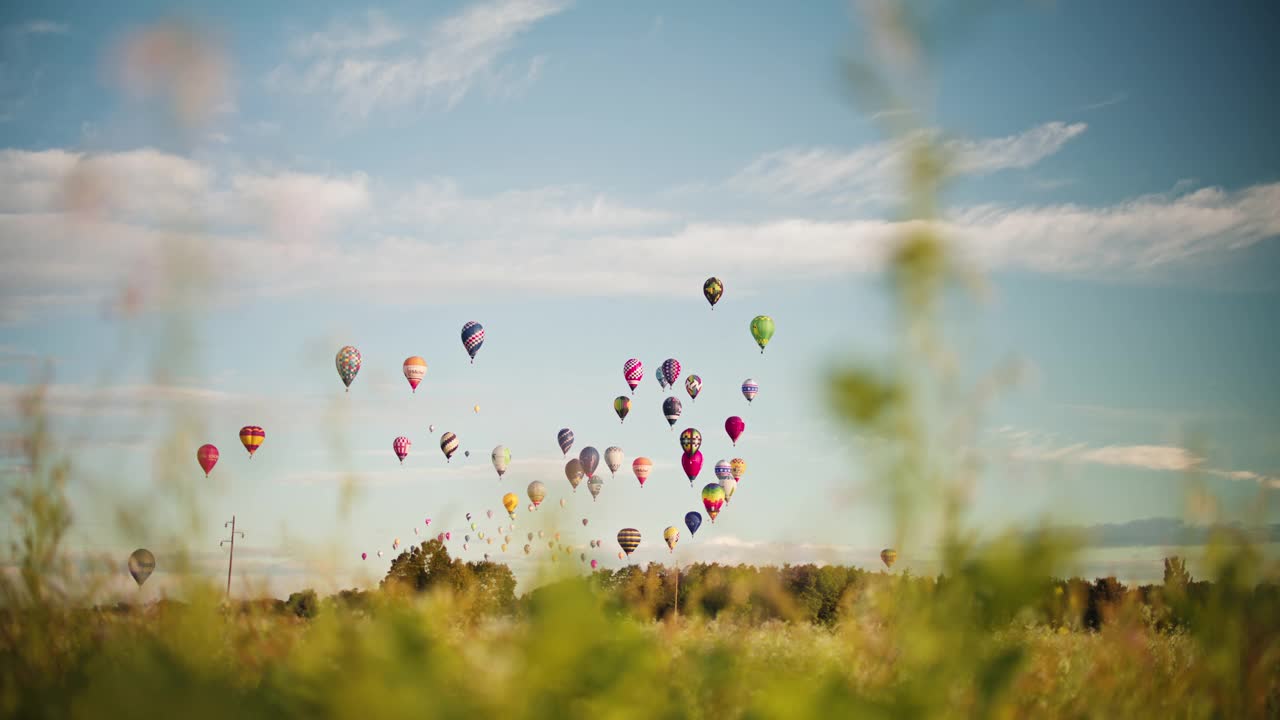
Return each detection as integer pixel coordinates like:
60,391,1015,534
402,356,427,393
880,548,898,569
473,404,481,414
663,526,679,553
502,492,519,518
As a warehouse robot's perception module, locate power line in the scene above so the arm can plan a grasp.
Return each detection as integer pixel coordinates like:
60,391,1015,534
219,515,244,598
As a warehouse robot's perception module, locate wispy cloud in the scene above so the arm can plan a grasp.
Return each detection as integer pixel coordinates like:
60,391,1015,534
10,20,70,36
266,0,571,117
1055,516,1280,548
1077,91,1128,112
729,121,1087,202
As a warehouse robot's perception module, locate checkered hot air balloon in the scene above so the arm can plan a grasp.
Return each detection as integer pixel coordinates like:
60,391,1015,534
679,427,702,455
238,426,264,458
393,436,411,464
335,345,361,391
623,358,644,394
460,321,485,363
662,358,681,388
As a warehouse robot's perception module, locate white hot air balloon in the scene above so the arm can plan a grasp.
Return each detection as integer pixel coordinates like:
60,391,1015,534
604,447,624,477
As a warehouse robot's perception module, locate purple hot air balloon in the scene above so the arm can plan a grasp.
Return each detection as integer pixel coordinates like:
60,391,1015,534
725,416,745,446
681,450,703,485
662,358,681,388
579,446,600,478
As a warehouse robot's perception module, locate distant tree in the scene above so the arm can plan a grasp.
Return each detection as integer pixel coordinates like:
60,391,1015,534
1163,556,1192,589
285,589,318,618
380,540,516,613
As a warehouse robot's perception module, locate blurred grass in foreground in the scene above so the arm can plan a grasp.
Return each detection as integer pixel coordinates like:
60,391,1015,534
2,2,1278,718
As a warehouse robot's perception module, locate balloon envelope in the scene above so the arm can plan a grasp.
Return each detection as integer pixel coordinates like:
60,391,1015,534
703,277,723,308
661,358,681,388
682,450,704,483
663,396,683,427
655,368,667,390
701,483,727,522
440,432,459,461
684,511,702,536
238,425,264,457
502,493,519,514
578,447,600,477
623,358,644,393
564,458,584,490
527,481,547,507
685,375,702,401
730,458,747,481
335,345,362,390
679,428,702,455
714,459,732,482
557,428,575,456
617,528,641,556
604,446,624,476
663,526,680,552
613,396,631,423
725,416,745,446
881,549,898,569
128,548,155,587
750,316,775,353
587,474,604,500
632,457,653,487
741,379,759,403
491,445,511,478
403,356,427,392
197,444,219,477
393,436,411,463
460,321,485,362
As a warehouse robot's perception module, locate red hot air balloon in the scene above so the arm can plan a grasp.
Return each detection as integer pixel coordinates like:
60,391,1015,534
361,552,367,560
725,416,745,446
197,444,219,477
623,358,644,394
681,450,703,485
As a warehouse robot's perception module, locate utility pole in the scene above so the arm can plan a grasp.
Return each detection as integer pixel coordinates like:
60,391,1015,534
220,515,244,598
673,563,680,621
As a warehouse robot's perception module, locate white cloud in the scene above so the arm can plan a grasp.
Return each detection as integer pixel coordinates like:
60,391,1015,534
267,0,571,117
229,171,370,242
11,21,69,36
0,382,238,418
730,121,1087,201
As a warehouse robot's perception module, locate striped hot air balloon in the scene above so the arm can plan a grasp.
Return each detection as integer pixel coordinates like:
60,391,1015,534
663,396,683,428
440,432,459,462
238,425,264,458
403,356,427,392
557,428,575,456
632,457,652,488
623,358,644,394
741,379,759,403
881,549,898,569
702,483,726,522
617,528,641,557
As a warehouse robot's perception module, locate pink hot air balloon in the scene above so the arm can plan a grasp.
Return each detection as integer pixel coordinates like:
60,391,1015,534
436,533,445,542
682,450,704,484
393,436,411,463
725,416,745,446
623,358,644,394
361,552,367,560
445,532,452,541
425,518,432,526
590,559,599,569
197,444,219,477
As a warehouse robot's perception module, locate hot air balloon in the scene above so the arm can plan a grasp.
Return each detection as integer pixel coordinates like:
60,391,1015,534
487,510,494,520
714,459,732,483
750,316,775,353
604,447,624,477
614,396,631,424
719,476,738,503
425,518,432,526
527,532,534,541
725,416,745,446
127,549,155,587
461,321,485,363
881,549,898,569
617,528,641,557
524,544,531,555
557,428,575,456
463,543,469,551
703,277,723,309
632,457,652,488
587,475,604,501
590,559,598,569
578,447,600,478
663,526,679,553
361,552,367,560
465,450,471,458
440,432,459,461
564,458,584,491
559,498,566,508
238,426,264,458
682,450,703,484
403,356,427,392
502,492,519,518
445,532,452,541
527,481,547,508
429,424,436,433
655,368,668,391
662,358,681,388
473,405,480,414
414,528,419,535
741,379,759,403
377,550,383,558
730,458,747,483
197,444,219,477
685,511,702,537
679,428,702,455
623,358,644,394
528,503,534,511
685,375,702,402
466,513,473,521
336,345,362,391
618,551,625,560
582,518,589,527
701,483,726,522
663,396,683,428
393,436,412,464
491,445,511,479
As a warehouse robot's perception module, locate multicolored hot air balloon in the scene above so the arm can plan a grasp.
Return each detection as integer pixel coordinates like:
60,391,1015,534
393,436,412,464
617,528,641,557
663,526,679,553
663,396,683,428
714,459,732,483
701,483,726,522
604,447,624,477
336,345,362,391
440,432,459,462
614,396,631,424
679,428,702,455
128,548,155,587
578,447,600,478
750,316,775,354
655,368,668,391
685,375,702,402
461,321,485,363
238,426,264,458
685,511,702,537
587,475,604,501
403,356,427,392
502,492,519,518
730,458,747,483
662,358,681,388
741,379,759,403
703,277,723,309
527,481,547,508
725,416,745,446
682,450,703,484
491,445,511,479
623,358,644,394
557,428,574,456
197,444,219,477
632,457,652,488
564,458,584,491
881,549,898,569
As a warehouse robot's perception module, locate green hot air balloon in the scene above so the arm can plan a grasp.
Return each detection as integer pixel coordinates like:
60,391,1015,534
614,396,631,424
128,548,156,587
750,315,775,354
703,277,723,309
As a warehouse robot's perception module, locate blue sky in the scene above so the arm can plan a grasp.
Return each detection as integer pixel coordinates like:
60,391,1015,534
1,0,1278,595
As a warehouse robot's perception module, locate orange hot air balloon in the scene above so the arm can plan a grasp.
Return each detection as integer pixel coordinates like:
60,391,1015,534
238,426,264,458
880,549,898,569
632,457,652,488
403,356,427,392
